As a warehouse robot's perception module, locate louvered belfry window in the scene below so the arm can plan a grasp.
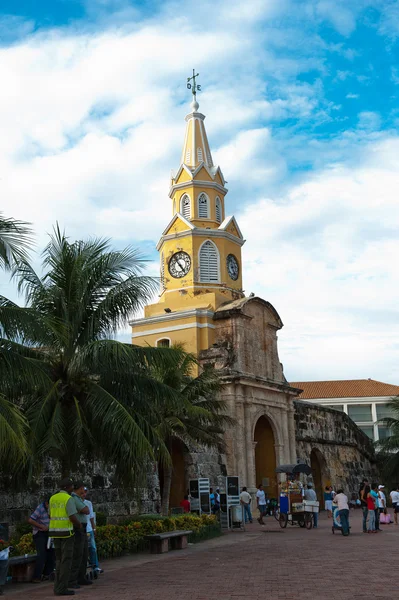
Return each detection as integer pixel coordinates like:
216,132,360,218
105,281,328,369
181,194,191,219
197,147,203,162
215,197,222,223
199,241,219,282
198,193,209,218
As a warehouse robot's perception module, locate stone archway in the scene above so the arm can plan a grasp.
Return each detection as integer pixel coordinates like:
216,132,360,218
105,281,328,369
254,416,277,498
310,448,327,504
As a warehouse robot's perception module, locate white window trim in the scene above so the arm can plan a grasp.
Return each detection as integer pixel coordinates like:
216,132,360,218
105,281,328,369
215,196,222,223
198,239,220,283
197,192,210,219
156,337,172,347
180,193,191,220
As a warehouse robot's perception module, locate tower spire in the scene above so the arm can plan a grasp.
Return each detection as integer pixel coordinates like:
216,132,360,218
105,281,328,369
180,70,213,168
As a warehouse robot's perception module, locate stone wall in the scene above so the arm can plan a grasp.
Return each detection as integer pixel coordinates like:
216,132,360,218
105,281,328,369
0,460,160,530
294,400,378,496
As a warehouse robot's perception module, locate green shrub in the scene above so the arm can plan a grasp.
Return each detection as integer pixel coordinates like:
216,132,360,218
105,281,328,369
96,514,221,559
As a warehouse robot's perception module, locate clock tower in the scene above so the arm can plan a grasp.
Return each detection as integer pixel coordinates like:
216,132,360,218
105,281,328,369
131,79,245,355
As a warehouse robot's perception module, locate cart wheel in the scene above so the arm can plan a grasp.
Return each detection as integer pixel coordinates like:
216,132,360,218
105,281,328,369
279,513,288,528
305,513,313,530
298,517,305,528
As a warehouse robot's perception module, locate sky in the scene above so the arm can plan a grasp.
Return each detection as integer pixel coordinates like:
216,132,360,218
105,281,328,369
1,0,399,383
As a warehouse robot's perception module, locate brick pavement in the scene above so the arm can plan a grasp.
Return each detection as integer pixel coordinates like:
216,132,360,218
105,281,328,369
6,511,397,600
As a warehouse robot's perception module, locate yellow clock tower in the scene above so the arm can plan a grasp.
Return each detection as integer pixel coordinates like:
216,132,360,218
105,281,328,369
131,77,245,355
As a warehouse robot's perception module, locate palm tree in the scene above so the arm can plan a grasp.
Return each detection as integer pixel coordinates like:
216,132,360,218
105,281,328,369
150,348,233,515
2,226,184,483
0,212,33,270
376,396,399,480
0,213,34,467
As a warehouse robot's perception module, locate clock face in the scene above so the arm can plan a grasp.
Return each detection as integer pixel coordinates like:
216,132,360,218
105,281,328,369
226,254,239,280
168,251,191,278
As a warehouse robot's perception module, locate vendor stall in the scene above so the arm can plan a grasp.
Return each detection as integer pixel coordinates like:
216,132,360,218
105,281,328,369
276,463,317,530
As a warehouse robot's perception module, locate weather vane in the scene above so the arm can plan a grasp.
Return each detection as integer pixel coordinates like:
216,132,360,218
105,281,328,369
187,69,201,100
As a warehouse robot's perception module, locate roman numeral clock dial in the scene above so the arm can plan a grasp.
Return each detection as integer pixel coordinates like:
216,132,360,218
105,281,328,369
168,251,191,278
227,254,239,280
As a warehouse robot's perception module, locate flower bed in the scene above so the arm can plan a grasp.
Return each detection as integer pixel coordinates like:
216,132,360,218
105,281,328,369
8,514,221,560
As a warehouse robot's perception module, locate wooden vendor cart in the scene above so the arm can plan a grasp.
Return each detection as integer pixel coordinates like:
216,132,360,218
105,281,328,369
276,463,317,530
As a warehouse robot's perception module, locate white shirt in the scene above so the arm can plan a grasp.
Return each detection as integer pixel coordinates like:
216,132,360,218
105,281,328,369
84,499,95,533
333,493,349,511
240,491,251,504
256,489,266,505
390,490,399,504
378,491,386,509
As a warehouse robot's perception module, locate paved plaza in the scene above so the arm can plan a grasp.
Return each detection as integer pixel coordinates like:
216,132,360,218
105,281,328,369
7,511,397,600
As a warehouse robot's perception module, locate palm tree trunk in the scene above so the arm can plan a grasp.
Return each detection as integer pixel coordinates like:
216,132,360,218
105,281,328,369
161,463,173,516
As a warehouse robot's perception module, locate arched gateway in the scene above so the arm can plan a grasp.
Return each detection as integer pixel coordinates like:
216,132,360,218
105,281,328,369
254,416,277,498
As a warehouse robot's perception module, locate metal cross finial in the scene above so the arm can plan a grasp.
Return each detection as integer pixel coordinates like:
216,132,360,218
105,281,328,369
187,69,201,99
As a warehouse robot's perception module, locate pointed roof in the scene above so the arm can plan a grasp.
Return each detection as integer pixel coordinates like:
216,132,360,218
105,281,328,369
219,216,244,240
160,212,195,237
180,99,214,170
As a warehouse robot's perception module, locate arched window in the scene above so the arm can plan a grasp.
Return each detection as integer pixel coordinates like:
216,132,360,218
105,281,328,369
180,194,191,220
198,193,209,218
160,253,165,291
215,197,222,223
185,149,191,163
199,240,219,282
197,147,203,162
157,338,170,348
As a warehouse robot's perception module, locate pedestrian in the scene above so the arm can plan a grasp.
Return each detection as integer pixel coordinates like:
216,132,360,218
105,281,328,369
389,484,399,525
376,485,386,529
27,498,55,583
333,489,350,536
180,495,191,513
209,488,215,511
304,483,318,528
366,484,377,533
324,486,333,518
213,488,221,514
83,488,103,574
256,483,267,525
68,481,91,590
359,478,369,533
49,477,80,597
349,493,357,510
240,487,253,524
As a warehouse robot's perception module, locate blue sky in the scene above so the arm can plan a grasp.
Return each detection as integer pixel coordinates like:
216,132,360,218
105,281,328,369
1,0,399,382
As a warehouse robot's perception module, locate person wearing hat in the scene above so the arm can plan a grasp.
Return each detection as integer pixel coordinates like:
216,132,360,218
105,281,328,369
304,483,318,528
68,481,91,590
49,478,80,596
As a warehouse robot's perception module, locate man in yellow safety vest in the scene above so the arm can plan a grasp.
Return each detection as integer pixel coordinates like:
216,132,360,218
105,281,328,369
49,478,80,597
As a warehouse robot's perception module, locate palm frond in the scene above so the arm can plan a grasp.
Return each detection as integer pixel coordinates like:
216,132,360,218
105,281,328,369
0,213,34,270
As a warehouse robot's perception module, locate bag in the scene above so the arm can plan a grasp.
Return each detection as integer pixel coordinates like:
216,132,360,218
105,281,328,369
380,513,391,524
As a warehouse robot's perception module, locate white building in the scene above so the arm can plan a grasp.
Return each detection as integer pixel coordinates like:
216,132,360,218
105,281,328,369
290,379,399,443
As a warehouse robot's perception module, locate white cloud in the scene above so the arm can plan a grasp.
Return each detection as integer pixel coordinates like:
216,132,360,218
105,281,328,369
239,135,399,383
0,0,398,386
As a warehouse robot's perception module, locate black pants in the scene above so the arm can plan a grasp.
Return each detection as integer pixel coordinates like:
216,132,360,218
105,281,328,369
33,531,55,580
69,526,88,586
375,509,380,530
54,536,75,595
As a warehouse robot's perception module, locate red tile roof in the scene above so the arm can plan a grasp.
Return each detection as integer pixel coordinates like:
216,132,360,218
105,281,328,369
289,379,399,400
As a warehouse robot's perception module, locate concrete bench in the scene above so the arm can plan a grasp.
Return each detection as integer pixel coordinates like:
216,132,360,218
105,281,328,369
9,555,37,583
145,530,192,554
